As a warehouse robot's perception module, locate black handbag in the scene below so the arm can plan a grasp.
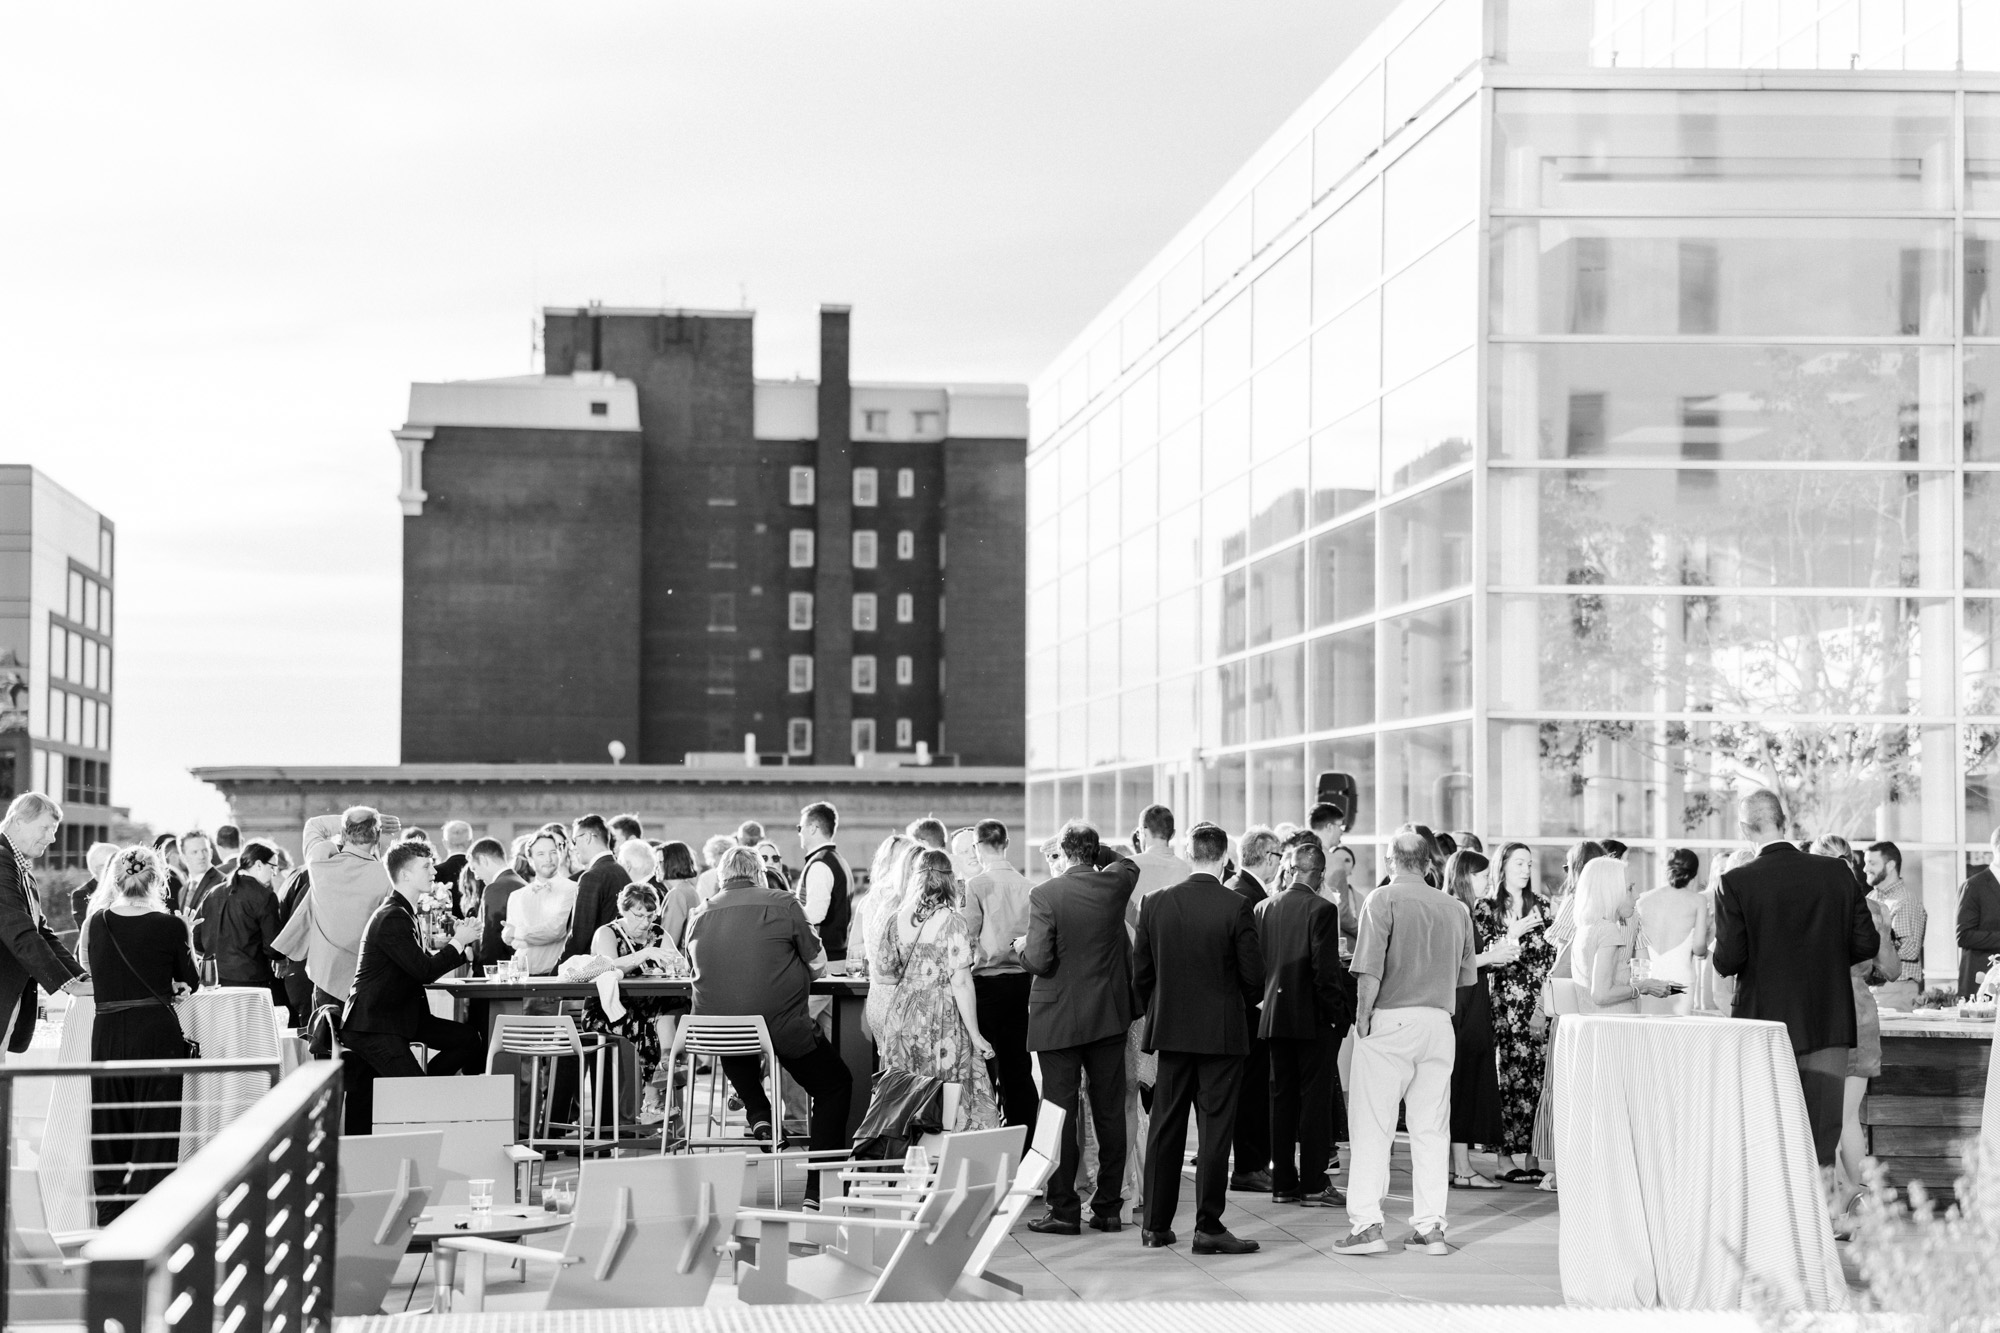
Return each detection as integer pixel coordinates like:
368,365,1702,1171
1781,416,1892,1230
96,914,201,1060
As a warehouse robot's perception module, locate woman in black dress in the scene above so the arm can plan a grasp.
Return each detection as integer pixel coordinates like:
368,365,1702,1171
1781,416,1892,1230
85,846,201,1224
1443,850,1508,1189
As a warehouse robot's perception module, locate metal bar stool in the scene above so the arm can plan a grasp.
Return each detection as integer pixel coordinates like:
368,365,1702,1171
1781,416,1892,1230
486,1014,622,1158
663,1015,792,1198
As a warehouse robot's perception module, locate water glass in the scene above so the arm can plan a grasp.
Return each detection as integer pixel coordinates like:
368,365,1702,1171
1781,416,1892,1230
556,1180,576,1215
483,964,501,980
468,1178,494,1218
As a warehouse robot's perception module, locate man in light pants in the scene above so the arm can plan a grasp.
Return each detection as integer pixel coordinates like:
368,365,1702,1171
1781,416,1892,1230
1334,826,1475,1256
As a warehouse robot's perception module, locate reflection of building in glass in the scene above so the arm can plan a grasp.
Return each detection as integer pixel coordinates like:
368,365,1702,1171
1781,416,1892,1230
1026,0,2000,980
0,467,116,867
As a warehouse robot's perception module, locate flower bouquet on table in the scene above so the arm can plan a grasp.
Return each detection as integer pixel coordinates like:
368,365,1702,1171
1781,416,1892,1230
414,885,460,950
1960,957,2000,1021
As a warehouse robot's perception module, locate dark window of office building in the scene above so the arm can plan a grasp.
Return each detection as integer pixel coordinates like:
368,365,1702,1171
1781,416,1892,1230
707,653,736,696
708,465,736,506
709,594,737,631
708,529,737,569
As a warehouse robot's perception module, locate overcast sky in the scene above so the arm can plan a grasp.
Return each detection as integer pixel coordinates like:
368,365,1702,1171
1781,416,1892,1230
0,0,1398,832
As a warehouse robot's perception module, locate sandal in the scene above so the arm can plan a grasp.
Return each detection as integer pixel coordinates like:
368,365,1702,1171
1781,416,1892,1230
1497,1168,1542,1184
1451,1173,1501,1190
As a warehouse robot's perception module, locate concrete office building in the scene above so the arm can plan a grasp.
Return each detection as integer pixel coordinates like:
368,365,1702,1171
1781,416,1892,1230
395,305,1028,769
1027,0,2000,979
0,467,116,868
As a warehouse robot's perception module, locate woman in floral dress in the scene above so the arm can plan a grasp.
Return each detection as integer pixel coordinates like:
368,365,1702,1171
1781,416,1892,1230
1478,842,1557,1182
877,849,1001,1131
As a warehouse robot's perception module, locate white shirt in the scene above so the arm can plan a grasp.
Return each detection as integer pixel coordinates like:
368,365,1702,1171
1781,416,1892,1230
504,875,577,975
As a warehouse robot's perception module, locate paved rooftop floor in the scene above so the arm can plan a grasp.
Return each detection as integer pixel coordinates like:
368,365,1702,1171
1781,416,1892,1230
383,1142,1565,1311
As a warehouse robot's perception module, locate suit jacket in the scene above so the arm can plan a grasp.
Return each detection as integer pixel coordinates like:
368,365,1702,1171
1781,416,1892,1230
1713,842,1880,1053
1254,885,1353,1039
342,891,465,1038
1133,873,1263,1056
1229,868,1270,910
272,816,393,1002
565,854,631,960
479,868,526,964
1021,856,1142,1051
70,878,97,929
0,835,84,1053
194,872,283,987
1956,866,2000,997
181,866,228,937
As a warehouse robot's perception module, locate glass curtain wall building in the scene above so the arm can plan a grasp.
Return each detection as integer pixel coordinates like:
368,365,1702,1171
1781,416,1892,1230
1026,0,2000,978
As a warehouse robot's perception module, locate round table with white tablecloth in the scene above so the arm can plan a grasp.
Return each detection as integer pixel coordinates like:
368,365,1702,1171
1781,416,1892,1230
1552,1013,1848,1311
39,986,285,1232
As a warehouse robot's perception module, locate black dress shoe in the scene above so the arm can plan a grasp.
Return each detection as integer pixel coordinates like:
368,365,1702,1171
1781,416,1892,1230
1140,1229,1177,1247
1193,1229,1261,1255
1027,1213,1081,1235
1228,1170,1274,1193
1272,1190,1303,1204
1088,1215,1123,1233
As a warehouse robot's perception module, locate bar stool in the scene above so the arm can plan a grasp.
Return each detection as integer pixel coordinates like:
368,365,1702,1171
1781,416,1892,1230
486,1014,621,1157
664,1015,796,1194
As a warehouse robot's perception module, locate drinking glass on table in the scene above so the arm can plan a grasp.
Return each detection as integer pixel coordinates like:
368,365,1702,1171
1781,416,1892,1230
468,1178,494,1218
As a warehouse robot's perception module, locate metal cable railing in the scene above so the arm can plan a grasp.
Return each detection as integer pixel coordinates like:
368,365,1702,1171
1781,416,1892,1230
0,1058,337,1332
2,1056,293,1329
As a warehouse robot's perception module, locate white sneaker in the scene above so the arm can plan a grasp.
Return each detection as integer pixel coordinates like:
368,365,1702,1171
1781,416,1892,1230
1402,1226,1451,1256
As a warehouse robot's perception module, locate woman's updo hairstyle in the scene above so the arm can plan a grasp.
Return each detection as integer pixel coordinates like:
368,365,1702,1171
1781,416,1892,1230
617,882,660,915
1665,847,1700,889
110,846,167,904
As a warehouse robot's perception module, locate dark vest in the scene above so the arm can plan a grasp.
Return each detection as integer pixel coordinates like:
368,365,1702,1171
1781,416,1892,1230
803,844,852,961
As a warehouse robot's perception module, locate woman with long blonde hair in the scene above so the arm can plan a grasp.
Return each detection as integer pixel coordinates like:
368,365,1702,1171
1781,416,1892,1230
863,834,920,1038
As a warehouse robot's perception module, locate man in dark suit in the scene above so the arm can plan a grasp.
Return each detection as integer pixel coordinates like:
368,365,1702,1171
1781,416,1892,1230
342,841,484,1079
178,831,228,938
1955,828,2000,998
1225,825,1281,1193
563,814,630,960
1013,820,1141,1235
1712,788,1880,1172
470,838,523,966
1257,838,1353,1207
1133,822,1265,1253
0,794,89,1054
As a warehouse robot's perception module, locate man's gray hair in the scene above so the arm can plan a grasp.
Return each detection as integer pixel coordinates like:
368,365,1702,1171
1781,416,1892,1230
1388,828,1433,876
718,845,765,883
1739,788,1786,836
1240,825,1281,867
442,820,473,851
4,792,61,825
617,837,658,881
342,805,383,847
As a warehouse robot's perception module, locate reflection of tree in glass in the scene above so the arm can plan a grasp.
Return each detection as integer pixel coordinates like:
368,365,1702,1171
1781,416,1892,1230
1533,591,1926,837
1523,347,1935,835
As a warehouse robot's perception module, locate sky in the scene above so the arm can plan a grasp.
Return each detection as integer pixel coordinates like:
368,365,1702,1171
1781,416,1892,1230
0,0,1400,833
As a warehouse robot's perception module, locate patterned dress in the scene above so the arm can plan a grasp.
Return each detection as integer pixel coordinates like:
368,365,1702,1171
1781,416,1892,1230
878,907,1001,1131
579,919,679,1086
1474,895,1555,1156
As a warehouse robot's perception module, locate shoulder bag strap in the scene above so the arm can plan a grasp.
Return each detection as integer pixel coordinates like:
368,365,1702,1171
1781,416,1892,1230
95,914,197,1040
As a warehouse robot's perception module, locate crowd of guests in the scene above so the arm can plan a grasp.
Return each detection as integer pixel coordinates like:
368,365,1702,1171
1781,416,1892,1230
7,778,1997,1241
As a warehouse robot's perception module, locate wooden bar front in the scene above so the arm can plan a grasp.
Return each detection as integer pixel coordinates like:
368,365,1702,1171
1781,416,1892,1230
1862,1018,1992,1202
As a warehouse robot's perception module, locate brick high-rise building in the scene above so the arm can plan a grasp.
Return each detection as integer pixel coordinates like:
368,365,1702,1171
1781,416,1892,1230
395,306,1027,767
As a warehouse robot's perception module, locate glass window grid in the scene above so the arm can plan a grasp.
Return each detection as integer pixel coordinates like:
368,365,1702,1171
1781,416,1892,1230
1031,74,2000,864
1477,79,2000,861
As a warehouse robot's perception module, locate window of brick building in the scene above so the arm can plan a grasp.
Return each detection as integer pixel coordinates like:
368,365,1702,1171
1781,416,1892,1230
852,530,878,569
896,530,914,560
852,656,877,693
852,717,877,752
854,468,879,507
788,718,813,755
895,655,913,685
789,530,815,568
706,654,736,695
862,410,888,436
895,718,913,748
789,466,816,505
897,468,915,498
708,465,736,506
913,411,940,436
707,529,736,568
895,593,914,623
708,593,736,631
787,655,814,693
852,594,878,632
788,592,814,630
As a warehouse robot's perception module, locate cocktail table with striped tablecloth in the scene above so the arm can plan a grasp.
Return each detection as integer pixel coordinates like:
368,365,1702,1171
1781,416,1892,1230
1552,1013,1848,1310
38,986,285,1232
